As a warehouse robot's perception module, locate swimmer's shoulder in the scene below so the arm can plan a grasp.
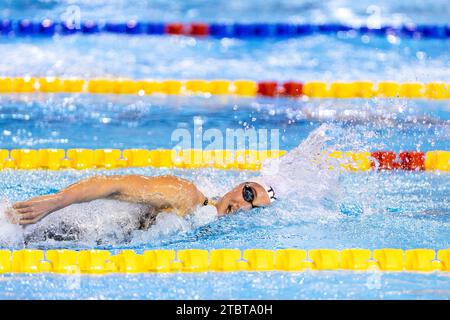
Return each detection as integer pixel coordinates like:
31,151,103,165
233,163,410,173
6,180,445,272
145,174,196,186
122,174,200,191
128,174,205,207
157,175,205,203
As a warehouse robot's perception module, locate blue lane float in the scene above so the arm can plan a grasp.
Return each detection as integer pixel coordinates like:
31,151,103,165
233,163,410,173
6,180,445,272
0,19,450,39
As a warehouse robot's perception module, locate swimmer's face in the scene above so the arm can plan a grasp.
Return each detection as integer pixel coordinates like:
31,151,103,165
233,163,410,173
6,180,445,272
215,182,272,216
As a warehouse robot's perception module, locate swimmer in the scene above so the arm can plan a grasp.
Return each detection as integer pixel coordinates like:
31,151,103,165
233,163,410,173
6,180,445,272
7,174,276,228
7,124,332,230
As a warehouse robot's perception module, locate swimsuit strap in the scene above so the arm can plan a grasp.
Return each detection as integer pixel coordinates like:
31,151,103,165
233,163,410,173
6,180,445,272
204,197,218,206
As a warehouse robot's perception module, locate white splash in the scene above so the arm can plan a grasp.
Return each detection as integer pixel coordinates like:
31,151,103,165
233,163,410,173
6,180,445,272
0,199,23,246
259,123,341,202
130,204,217,243
0,199,147,246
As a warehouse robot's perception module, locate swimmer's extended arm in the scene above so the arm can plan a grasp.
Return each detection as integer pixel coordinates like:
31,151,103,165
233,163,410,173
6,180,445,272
9,175,129,225
54,175,128,207
10,175,205,225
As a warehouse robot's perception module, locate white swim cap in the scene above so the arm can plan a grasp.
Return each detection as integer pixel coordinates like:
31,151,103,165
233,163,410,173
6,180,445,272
248,178,277,203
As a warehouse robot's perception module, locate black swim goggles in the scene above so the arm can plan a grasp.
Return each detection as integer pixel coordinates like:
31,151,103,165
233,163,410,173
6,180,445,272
242,184,257,208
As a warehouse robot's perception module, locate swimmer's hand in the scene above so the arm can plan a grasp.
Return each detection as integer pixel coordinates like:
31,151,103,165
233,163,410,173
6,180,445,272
11,195,62,225
4,207,20,224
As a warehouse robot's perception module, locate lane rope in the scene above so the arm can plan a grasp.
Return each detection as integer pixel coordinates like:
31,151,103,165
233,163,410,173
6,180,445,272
1,77,450,99
0,149,448,171
1,19,450,39
1,248,449,273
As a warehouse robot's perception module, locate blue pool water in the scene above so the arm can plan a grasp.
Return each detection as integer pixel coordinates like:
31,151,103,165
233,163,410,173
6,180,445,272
0,0,449,299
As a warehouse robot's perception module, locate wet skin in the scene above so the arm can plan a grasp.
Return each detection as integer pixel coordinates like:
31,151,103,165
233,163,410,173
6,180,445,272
7,175,271,226
214,182,271,216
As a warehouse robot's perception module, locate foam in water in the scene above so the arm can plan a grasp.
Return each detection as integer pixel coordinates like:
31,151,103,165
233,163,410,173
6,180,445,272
259,123,339,199
0,199,23,246
130,205,218,244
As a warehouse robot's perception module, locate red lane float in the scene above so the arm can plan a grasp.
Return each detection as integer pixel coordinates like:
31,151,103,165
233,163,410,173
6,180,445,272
371,151,426,171
165,23,184,35
257,81,304,97
165,23,209,36
282,81,303,97
257,81,278,97
399,151,425,171
371,151,400,170
189,23,209,36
